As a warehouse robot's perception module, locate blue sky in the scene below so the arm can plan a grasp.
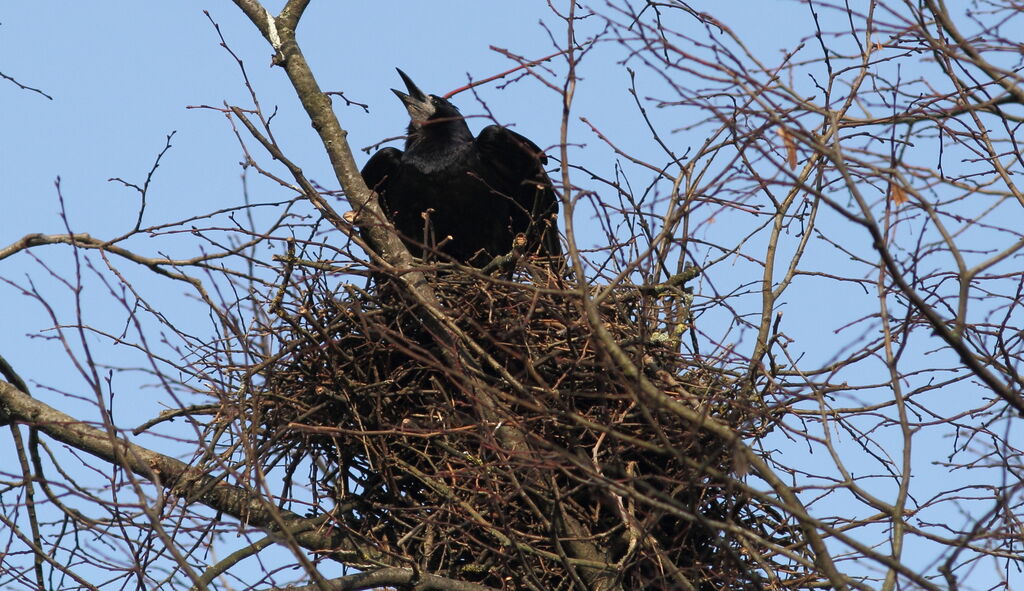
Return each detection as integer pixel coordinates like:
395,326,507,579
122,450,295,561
2,2,1019,589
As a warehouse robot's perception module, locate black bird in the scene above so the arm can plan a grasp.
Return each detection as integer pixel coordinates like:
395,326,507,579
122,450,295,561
361,69,562,268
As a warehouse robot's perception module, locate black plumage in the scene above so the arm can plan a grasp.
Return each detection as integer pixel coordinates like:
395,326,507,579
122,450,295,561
361,69,562,268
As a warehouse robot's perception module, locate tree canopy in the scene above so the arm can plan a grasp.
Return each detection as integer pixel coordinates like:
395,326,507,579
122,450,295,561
2,2,1022,590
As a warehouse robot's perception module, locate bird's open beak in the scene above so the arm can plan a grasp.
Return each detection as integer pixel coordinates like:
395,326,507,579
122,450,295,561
392,68,434,122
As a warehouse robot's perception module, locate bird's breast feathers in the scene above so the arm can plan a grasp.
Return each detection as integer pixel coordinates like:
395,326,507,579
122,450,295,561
402,142,475,175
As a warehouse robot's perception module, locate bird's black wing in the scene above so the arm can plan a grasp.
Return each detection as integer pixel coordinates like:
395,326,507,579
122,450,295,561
361,147,403,201
359,147,403,253
474,125,562,261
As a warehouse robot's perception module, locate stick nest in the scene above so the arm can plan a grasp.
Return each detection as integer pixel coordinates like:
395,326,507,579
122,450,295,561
244,268,815,590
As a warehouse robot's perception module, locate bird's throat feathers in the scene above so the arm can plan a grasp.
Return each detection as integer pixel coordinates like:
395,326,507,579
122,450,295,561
403,120,474,172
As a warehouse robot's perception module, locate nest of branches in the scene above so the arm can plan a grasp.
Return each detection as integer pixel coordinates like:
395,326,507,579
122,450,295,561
245,264,813,590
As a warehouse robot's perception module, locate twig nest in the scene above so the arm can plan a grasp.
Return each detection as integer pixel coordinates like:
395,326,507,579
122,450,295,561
242,269,814,589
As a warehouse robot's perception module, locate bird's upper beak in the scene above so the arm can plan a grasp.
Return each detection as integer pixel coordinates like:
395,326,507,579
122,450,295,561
392,68,434,122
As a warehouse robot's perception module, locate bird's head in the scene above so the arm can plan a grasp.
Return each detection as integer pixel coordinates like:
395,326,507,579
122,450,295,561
392,69,465,131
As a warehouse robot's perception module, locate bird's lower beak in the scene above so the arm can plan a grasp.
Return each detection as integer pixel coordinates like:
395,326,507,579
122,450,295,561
392,68,434,122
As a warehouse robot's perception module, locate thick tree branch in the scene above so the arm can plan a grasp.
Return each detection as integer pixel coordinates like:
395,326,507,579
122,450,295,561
0,380,368,562
230,0,418,273
276,567,499,591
